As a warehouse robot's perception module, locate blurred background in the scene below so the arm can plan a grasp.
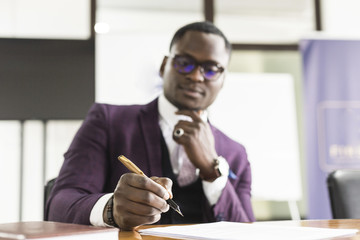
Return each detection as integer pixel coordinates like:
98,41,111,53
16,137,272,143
1,0,360,223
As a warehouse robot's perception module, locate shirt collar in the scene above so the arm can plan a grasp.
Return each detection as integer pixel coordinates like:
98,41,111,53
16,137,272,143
158,93,208,128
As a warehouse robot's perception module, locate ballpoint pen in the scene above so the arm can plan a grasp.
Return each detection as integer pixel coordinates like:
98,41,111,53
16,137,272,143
118,155,184,217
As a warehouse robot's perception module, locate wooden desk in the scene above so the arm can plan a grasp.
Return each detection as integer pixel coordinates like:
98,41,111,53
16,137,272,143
117,219,360,240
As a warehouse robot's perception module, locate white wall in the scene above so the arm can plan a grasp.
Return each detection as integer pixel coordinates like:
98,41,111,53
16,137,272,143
0,0,90,39
0,122,21,223
0,0,89,223
0,121,82,223
321,0,360,36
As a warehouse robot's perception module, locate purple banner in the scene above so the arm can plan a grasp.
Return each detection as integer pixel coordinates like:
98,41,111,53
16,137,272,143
301,39,360,219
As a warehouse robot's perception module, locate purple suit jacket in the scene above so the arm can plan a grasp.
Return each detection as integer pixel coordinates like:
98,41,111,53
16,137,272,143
46,98,255,224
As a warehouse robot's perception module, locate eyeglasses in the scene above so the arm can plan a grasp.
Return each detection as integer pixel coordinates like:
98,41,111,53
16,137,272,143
169,54,225,81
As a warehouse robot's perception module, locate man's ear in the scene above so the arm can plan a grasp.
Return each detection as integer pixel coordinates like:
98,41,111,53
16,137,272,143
159,56,168,77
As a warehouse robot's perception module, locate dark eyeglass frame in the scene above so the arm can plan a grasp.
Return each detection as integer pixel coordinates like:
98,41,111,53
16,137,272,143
169,54,225,81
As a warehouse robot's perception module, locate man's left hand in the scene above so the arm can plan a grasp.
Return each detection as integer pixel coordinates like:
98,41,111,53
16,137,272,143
173,110,218,180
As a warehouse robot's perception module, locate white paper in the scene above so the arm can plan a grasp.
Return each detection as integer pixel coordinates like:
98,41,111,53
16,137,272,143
139,221,358,240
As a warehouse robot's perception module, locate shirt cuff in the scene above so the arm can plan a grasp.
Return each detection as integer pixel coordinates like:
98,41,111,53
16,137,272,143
202,157,229,206
89,193,113,227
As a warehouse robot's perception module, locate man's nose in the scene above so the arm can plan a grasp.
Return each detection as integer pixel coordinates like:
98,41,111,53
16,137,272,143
186,66,205,82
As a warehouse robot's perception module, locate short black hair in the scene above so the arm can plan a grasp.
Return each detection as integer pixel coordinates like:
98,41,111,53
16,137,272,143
169,21,232,54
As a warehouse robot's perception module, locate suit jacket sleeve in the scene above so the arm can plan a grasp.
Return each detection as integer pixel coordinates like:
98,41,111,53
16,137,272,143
45,103,112,224
207,127,255,222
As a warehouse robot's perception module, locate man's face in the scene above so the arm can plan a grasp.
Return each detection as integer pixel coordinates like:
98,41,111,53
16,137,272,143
160,31,230,110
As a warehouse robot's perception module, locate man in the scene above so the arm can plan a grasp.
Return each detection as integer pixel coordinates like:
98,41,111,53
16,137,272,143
46,21,255,230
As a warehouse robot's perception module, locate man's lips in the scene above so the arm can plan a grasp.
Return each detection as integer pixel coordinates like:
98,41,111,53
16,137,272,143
178,85,205,97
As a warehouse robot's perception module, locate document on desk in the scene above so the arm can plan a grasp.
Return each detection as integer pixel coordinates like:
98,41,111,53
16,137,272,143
139,221,358,240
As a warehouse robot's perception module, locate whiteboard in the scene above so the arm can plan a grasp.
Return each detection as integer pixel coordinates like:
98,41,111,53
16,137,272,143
209,73,302,201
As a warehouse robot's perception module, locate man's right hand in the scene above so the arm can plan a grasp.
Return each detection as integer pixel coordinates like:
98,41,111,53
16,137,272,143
111,173,172,230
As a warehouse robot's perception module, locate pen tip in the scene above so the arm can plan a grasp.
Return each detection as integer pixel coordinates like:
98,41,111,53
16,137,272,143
166,198,184,217
176,209,184,217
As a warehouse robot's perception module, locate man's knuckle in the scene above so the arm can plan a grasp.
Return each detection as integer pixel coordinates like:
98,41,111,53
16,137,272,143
161,200,169,210
135,176,148,187
141,193,153,204
144,207,158,216
147,214,161,223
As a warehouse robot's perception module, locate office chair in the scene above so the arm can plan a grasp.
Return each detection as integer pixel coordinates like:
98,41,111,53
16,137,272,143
327,169,360,219
44,178,56,220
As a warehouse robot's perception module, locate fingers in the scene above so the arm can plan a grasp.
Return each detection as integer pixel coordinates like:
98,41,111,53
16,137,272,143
119,174,170,208
173,109,207,137
174,121,194,134
112,173,171,230
151,176,173,199
176,109,203,122
173,119,203,144
172,110,217,171
113,196,163,230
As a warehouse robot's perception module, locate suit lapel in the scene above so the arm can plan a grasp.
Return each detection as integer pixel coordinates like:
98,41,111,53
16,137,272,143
139,98,163,177
210,123,222,155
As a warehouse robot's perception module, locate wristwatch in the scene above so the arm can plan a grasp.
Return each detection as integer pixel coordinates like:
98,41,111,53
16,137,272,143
214,156,229,178
201,156,229,181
